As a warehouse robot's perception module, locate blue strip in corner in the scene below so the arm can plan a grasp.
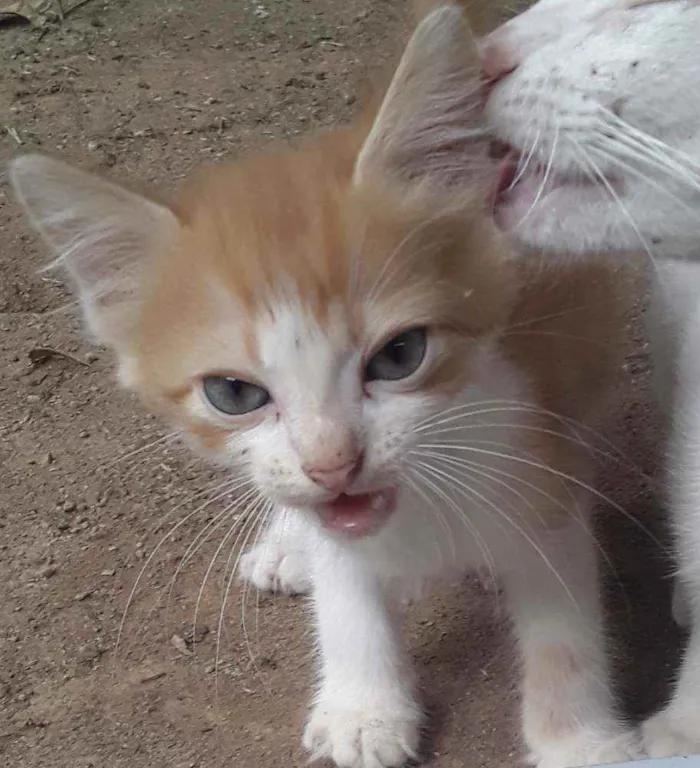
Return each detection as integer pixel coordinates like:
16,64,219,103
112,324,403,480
601,759,700,768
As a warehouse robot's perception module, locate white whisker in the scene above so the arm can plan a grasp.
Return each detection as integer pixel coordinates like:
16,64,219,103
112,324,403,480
515,122,559,229
422,440,663,550
412,458,580,611
115,475,252,654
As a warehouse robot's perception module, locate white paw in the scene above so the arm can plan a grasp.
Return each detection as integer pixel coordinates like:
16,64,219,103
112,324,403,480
303,696,422,768
238,542,311,596
531,727,643,768
642,710,700,758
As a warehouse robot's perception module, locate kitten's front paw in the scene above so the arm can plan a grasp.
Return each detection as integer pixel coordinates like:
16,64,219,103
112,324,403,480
642,709,700,758
531,727,642,768
238,541,311,596
303,696,421,768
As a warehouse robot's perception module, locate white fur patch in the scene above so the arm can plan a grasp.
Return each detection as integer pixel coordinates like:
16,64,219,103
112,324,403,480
485,0,700,258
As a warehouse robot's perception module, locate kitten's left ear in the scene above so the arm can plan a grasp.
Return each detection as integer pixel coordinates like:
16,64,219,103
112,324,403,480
355,4,485,189
9,154,178,355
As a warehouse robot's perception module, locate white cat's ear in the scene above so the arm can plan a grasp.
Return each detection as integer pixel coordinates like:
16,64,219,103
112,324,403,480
354,4,484,189
9,154,178,350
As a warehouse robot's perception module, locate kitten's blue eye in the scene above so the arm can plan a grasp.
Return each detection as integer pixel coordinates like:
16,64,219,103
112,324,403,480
366,328,428,382
202,376,270,415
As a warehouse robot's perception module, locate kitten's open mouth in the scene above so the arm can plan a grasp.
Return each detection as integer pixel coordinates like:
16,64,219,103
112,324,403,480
488,142,622,229
317,488,397,539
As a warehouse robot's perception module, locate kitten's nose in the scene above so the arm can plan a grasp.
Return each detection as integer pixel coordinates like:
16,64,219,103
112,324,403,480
303,453,362,493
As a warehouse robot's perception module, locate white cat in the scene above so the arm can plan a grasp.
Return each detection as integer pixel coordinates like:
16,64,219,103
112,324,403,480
482,0,700,757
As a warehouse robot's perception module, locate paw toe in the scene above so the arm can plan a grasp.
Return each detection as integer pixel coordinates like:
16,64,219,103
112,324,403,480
239,545,310,595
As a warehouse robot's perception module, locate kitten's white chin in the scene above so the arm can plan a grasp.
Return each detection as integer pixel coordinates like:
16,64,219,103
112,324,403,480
316,488,397,540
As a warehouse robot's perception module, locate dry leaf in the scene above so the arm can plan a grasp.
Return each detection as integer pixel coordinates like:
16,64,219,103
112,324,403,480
28,346,91,368
0,0,56,26
0,0,93,27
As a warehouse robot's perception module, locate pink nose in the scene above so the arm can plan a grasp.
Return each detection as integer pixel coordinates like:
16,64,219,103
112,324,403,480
303,454,362,493
480,35,519,97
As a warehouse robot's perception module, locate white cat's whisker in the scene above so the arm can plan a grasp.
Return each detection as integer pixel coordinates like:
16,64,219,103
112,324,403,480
599,108,700,190
514,122,560,230
589,143,700,228
573,142,661,273
596,131,700,195
509,126,541,192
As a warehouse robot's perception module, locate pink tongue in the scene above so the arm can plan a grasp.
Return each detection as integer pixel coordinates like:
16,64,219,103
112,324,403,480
322,493,377,535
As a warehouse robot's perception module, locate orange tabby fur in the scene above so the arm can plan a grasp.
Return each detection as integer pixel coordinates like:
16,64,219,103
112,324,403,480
131,140,632,517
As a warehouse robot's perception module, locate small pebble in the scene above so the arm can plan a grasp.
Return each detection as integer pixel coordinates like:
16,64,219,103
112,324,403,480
170,634,192,656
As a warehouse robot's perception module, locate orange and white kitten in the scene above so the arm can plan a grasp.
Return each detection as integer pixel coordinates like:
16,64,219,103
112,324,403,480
10,6,640,768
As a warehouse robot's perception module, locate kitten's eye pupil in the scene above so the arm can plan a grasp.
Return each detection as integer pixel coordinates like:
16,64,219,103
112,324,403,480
202,376,270,415
366,328,427,382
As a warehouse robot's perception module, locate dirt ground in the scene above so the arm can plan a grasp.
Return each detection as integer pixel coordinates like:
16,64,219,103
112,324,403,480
0,1,687,767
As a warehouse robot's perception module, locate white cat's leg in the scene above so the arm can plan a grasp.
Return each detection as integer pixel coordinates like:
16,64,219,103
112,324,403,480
303,545,421,768
239,508,312,595
642,620,700,757
642,316,700,757
503,515,641,768
642,448,700,752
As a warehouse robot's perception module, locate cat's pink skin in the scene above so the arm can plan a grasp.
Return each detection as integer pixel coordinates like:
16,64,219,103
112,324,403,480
317,489,397,539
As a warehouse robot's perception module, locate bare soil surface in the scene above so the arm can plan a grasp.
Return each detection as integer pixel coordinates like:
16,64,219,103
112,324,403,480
0,1,684,766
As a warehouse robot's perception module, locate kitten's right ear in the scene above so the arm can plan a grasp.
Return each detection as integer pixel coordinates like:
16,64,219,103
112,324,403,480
355,4,485,191
9,154,178,351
